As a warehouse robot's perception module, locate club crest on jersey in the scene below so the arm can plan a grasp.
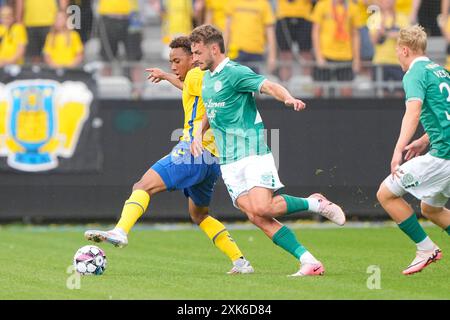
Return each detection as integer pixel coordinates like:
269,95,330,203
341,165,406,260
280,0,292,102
400,173,419,189
0,80,92,172
214,80,223,92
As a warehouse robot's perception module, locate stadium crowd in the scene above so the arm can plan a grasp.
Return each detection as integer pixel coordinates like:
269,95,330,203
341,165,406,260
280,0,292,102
0,0,447,98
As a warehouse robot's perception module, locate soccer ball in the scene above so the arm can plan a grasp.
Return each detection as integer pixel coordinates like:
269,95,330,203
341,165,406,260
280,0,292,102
73,245,107,275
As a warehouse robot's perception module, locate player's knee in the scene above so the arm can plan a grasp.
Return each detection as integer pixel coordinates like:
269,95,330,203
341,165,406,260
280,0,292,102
246,211,265,227
132,179,156,196
376,183,393,204
421,202,442,218
251,203,272,218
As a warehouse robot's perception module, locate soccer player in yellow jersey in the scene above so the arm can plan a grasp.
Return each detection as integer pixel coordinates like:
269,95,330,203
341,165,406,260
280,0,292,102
85,37,254,274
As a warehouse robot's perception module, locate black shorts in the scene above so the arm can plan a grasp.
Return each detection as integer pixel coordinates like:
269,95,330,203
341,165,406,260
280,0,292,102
312,59,354,82
373,65,404,82
26,26,50,58
276,18,312,52
100,16,138,61
125,31,143,62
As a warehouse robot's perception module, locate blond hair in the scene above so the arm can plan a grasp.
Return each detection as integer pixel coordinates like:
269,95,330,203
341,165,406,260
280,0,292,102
398,25,427,54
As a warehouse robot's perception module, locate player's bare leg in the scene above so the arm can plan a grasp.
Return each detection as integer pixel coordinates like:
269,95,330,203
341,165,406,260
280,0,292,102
420,202,450,231
236,191,324,277
377,183,442,275
85,168,166,247
188,199,254,274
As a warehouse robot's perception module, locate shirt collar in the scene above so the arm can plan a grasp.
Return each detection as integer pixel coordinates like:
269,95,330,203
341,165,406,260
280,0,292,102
211,57,230,76
408,56,430,71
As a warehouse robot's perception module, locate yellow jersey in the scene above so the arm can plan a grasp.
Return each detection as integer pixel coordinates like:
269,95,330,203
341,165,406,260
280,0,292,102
206,0,227,31
276,0,312,19
396,0,413,15
0,24,28,64
161,0,193,44
181,67,217,156
369,13,409,65
23,0,57,27
225,0,275,55
43,31,84,67
98,0,133,15
309,0,363,61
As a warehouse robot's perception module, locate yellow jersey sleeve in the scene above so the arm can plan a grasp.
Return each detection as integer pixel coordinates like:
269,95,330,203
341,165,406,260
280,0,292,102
184,67,204,97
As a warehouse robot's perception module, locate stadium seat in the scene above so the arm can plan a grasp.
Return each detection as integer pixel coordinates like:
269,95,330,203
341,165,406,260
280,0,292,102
97,76,133,99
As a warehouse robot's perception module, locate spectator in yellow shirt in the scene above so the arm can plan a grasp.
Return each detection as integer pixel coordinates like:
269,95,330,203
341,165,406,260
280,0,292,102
205,0,226,31
369,0,409,96
43,11,83,68
0,5,28,67
224,0,277,74
275,0,314,80
310,0,363,97
15,0,69,63
395,0,421,24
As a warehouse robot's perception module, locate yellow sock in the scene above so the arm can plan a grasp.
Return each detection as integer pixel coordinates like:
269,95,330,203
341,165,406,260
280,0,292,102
115,190,150,234
199,216,243,262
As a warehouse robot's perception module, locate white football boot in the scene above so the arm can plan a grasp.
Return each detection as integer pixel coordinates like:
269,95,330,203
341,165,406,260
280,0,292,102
308,193,346,226
227,258,255,274
84,228,128,248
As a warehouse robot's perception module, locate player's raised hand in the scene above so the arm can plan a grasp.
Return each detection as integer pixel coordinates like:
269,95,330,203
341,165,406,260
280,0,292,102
146,68,168,84
404,138,428,161
285,98,306,111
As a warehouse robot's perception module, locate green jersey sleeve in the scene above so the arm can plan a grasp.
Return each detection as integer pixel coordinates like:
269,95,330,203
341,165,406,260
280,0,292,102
228,64,267,93
403,69,426,103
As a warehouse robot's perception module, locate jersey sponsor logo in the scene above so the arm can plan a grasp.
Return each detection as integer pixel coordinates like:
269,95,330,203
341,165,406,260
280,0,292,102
0,80,92,172
214,80,223,92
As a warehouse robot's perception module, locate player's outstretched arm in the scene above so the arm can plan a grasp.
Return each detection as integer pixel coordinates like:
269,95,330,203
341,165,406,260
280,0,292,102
260,80,306,111
391,100,422,176
146,68,184,90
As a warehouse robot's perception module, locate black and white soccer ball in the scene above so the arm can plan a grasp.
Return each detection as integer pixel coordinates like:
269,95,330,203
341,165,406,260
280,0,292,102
73,245,107,275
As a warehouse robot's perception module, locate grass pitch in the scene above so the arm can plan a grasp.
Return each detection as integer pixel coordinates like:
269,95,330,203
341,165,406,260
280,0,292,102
0,223,448,300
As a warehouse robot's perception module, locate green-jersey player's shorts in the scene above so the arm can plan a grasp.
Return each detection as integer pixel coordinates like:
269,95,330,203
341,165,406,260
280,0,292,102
220,153,284,208
383,153,450,207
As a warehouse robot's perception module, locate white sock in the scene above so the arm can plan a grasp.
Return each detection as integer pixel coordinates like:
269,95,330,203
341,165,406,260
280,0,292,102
416,236,435,251
306,198,320,212
299,251,319,265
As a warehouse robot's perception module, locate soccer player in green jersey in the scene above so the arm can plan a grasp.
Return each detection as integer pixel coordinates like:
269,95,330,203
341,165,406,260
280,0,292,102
377,25,450,275
188,24,346,277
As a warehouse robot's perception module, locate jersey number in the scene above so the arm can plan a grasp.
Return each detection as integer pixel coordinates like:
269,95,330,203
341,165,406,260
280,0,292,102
439,82,450,120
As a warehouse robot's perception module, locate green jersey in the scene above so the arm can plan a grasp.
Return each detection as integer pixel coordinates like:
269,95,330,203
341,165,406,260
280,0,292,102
202,58,271,164
403,57,450,160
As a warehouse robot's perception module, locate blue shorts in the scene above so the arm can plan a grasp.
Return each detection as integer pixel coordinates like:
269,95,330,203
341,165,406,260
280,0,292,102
151,141,221,207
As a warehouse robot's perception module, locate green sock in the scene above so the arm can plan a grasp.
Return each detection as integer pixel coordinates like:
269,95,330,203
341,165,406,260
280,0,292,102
445,225,450,236
280,194,309,215
398,213,428,243
272,225,307,259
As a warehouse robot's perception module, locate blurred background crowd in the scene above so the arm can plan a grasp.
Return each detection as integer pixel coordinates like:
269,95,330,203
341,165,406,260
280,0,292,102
0,0,447,99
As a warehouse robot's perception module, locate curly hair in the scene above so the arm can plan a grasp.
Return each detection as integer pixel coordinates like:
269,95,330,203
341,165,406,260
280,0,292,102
169,36,192,54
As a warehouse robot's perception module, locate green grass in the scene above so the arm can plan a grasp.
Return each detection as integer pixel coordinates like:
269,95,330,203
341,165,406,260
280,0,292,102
0,223,448,300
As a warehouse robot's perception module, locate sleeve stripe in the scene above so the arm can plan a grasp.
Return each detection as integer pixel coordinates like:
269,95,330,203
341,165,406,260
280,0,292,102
258,79,267,93
406,97,423,103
